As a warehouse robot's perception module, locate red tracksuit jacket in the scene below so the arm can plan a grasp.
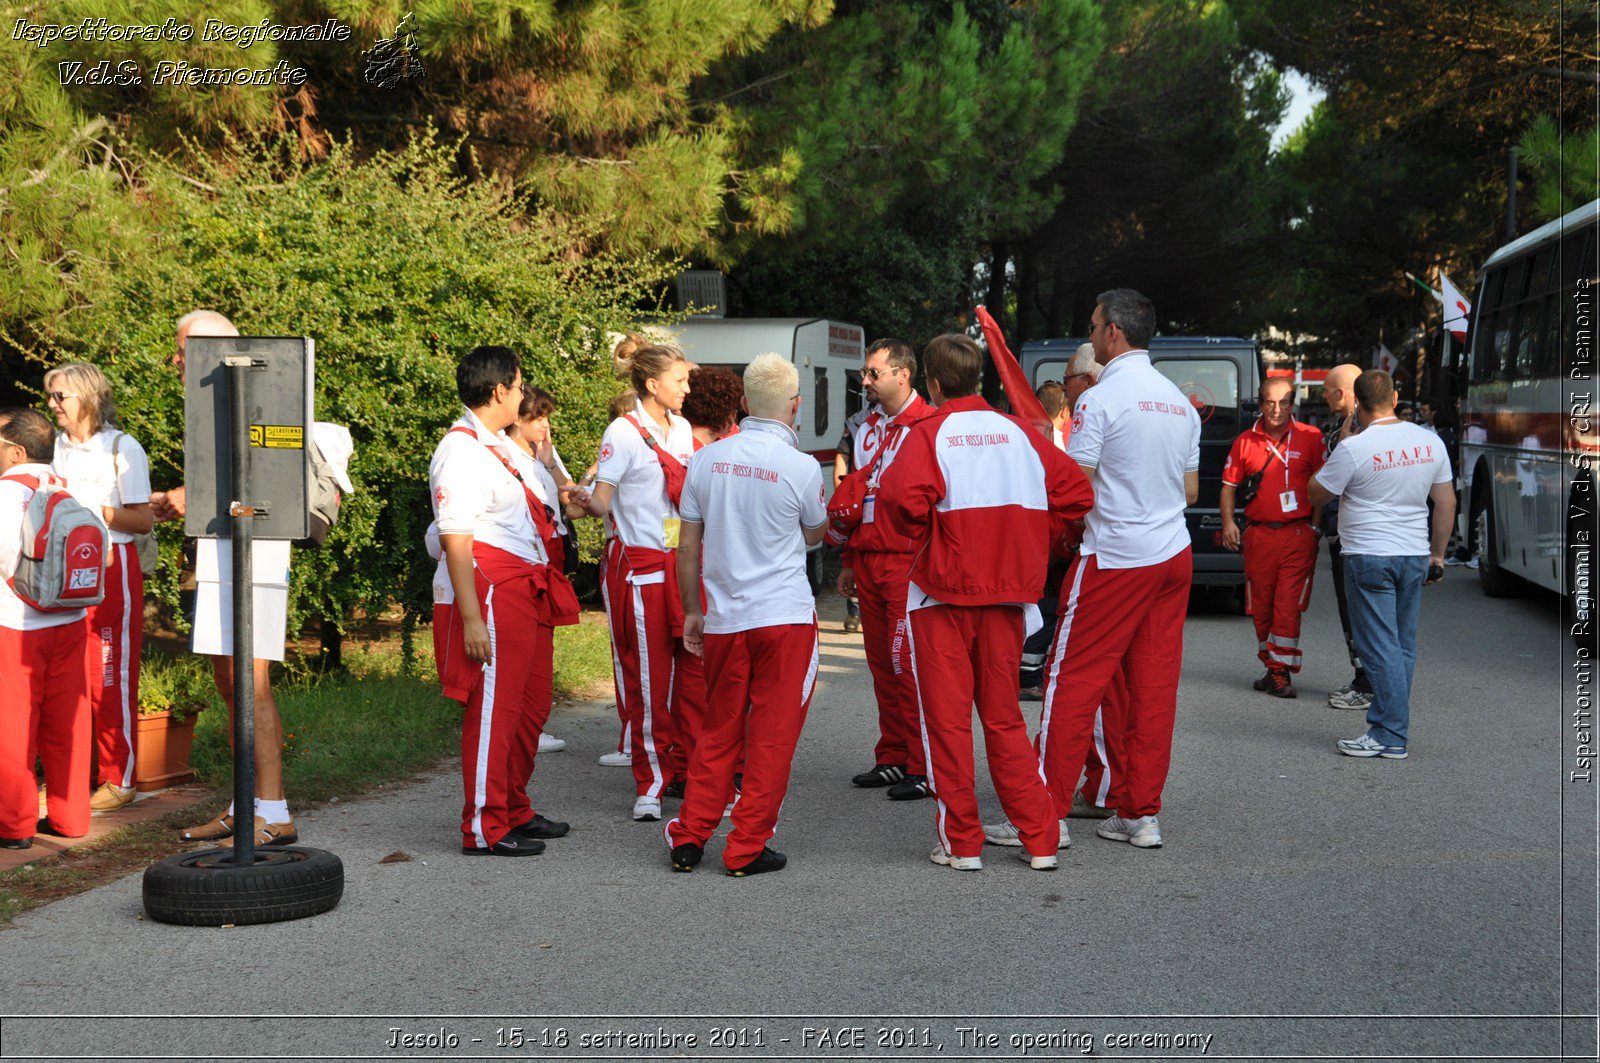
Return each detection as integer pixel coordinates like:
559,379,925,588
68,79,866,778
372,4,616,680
876,395,1094,605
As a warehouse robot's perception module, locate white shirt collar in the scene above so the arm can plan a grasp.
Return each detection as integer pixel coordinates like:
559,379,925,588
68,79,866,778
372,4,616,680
1097,350,1151,382
741,417,799,447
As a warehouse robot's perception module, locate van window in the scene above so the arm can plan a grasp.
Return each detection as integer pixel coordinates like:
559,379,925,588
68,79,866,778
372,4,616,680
1152,358,1239,441
1032,360,1070,387
845,369,863,421
813,367,829,437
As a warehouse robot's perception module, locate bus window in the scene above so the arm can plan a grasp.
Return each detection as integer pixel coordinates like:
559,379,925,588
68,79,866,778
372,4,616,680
1562,226,1598,288
1527,246,1557,298
1536,293,1560,377
1152,358,1239,441
1501,257,1530,302
1513,301,1542,379
1491,307,1516,382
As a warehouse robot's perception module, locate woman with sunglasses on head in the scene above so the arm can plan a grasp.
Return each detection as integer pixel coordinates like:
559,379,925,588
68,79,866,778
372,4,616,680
565,336,707,822
45,363,153,815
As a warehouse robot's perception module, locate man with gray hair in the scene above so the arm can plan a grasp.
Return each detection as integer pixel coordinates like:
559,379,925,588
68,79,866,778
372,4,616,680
150,311,296,850
667,353,828,876
1320,363,1375,711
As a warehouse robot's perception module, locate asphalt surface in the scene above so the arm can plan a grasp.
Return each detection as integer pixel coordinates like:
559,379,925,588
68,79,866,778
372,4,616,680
1,556,1594,1063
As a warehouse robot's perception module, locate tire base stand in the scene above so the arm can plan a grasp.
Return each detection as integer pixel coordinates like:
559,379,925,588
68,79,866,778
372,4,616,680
143,351,343,927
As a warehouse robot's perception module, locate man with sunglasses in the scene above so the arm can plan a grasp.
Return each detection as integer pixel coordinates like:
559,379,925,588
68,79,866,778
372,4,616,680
839,338,932,801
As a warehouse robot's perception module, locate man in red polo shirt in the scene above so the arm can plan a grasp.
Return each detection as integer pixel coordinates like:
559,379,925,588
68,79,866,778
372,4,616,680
1220,378,1325,698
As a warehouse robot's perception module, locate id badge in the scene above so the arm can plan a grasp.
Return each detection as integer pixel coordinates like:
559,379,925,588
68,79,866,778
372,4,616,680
862,494,877,524
1279,490,1298,512
663,517,681,549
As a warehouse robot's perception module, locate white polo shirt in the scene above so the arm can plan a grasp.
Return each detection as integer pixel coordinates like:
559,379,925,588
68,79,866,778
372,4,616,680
428,410,546,568
0,465,89,631
594,401,695,551
1067,351,1201,569
52,429,151,547
1314,420,1453,556
680,418,826,635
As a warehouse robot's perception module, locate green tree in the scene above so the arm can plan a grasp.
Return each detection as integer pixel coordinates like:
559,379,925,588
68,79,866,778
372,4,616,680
29,130,675,632
1520,115,1600,223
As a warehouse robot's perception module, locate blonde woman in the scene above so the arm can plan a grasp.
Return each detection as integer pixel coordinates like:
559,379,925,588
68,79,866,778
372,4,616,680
567,338,707,821
45,362,153,813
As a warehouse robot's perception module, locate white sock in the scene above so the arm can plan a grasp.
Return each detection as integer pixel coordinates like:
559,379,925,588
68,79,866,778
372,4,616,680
256,799,290,823
226,801,234,817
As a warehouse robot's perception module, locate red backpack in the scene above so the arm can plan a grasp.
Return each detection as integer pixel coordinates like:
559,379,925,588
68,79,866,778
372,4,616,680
3,471,109,612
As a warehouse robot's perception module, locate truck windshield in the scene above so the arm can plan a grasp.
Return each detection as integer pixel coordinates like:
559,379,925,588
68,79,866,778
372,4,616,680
1152,358,1239,442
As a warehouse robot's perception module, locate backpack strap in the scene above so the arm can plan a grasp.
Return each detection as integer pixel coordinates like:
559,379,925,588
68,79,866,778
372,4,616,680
623,413,690,507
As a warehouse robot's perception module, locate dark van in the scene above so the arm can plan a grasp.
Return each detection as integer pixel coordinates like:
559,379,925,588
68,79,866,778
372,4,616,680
1021,336,1264,591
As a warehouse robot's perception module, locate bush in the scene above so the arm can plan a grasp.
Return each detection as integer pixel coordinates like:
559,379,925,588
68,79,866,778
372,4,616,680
137,652,220,723
30,130,678,634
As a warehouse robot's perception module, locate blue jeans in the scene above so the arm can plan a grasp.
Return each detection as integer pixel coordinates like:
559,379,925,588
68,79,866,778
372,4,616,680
1342,554,1427,747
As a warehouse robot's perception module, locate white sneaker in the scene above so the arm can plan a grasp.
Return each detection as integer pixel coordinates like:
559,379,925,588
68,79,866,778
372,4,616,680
982,818,1069,849
1096,813,1163,848
1020,851,1058,871
632,796,662,821
929,845,982,871
538,733,567,753
1329,688,1374,711
1336,733,1407,759
599,751,632,767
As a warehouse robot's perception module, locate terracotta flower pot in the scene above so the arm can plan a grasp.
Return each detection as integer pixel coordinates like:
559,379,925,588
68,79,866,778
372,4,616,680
134,710,199,793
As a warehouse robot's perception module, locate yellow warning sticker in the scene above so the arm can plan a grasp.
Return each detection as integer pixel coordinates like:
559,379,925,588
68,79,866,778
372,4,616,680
250,424,304,449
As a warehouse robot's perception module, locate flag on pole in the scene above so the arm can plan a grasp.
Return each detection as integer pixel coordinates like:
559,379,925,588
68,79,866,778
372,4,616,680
1405,271,1442,302
974,306,1052,439
1372,343,1396,373
1438,271,1472,340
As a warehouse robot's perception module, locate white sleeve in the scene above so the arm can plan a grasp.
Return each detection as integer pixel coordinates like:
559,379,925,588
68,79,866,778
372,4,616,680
0,482,25,581
799,464,827,529
1315,440,1355,497
594,420,636,487
116,433,153,505
431,444,490,536
679,460,706,524
1432,451,1455,484
1186,412,1202,472
1065,394,1106,470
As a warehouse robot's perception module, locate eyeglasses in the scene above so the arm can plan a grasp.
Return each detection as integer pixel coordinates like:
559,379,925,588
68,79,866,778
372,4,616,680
862,367,903,381
1087,321,1109,336
47,391,78,403
0,434,20,450
1065,372,1093,382
505,381,525,394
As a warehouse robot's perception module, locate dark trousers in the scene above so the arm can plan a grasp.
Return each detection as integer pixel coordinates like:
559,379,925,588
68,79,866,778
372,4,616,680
1326,536,1373,693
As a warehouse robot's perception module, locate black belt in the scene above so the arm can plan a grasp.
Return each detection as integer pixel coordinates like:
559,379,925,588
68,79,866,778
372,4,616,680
1256,518,1311,529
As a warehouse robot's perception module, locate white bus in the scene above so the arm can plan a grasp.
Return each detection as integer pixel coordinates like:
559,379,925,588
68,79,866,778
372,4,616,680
1461,198,1597,630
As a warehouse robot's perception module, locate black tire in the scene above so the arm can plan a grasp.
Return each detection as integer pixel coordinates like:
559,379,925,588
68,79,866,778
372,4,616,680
142,846,343,927
1476,489,1521,599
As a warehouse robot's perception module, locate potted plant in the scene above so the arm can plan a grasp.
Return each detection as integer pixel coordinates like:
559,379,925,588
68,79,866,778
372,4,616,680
134,654,215,792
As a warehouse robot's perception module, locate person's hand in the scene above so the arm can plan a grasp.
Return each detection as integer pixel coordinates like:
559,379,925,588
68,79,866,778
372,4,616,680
148,486,186,523
561,485,591,512
682,612,705,657
1221,518,1241,552
535,437,556,468
1427,557,1445,585
837,566,856,598
462,616,492,663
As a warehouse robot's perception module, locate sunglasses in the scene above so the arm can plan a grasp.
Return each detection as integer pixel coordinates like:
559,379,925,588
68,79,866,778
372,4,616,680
862,367,903,381
47,391,78,403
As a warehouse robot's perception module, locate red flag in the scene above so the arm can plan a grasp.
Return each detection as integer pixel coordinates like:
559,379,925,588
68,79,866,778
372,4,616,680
975,305,1051,438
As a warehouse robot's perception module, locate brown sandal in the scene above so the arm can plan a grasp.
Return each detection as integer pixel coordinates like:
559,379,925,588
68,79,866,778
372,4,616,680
179,814,233,843
211,816,298,848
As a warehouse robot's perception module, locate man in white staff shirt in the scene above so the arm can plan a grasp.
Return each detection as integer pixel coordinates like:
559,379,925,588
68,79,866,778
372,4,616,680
1310,369,1454,760
666,354,828,877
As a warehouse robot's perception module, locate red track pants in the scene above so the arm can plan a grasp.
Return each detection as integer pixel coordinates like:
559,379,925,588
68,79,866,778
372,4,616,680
458,570,555,850
1243,523,1319,674
0,622,92,839
603,543,707,798
665,622,818,869
1038,549,1191,820
89,541,143,789
907,603,1058,859
1068,660,1129,811
853,551,922,773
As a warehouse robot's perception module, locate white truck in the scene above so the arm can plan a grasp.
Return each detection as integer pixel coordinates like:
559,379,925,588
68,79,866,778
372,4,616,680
662,317,866,588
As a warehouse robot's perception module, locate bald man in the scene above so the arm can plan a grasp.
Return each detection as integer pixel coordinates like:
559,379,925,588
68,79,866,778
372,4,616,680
1320,364,1373,711
151,311,296,849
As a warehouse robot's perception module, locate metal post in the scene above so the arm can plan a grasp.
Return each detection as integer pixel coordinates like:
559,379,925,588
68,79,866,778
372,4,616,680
1506,146,1520,243
226,357,257,868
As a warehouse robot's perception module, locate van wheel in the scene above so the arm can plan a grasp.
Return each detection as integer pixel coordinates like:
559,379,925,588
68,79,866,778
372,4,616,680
1476,492,1520,599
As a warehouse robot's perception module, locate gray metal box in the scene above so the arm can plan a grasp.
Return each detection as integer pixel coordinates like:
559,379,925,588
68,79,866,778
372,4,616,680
183,336,313,541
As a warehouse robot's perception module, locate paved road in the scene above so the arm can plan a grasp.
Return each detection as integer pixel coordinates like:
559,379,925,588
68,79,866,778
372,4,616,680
2,558,1594,1062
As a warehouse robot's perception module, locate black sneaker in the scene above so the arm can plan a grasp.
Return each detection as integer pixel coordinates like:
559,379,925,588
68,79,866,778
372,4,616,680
512,814,570,840
463,835,545,857
851,763,905,788
727,847,787,877
663,779,686,799
1019,685,1045,702
0,836,31,850
1251,671,1275,692
1264,671,1297,699
887,774,931,801
671,842,703,872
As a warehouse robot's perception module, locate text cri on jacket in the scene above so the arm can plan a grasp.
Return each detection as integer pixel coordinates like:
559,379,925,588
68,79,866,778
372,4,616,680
710,461,779,483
